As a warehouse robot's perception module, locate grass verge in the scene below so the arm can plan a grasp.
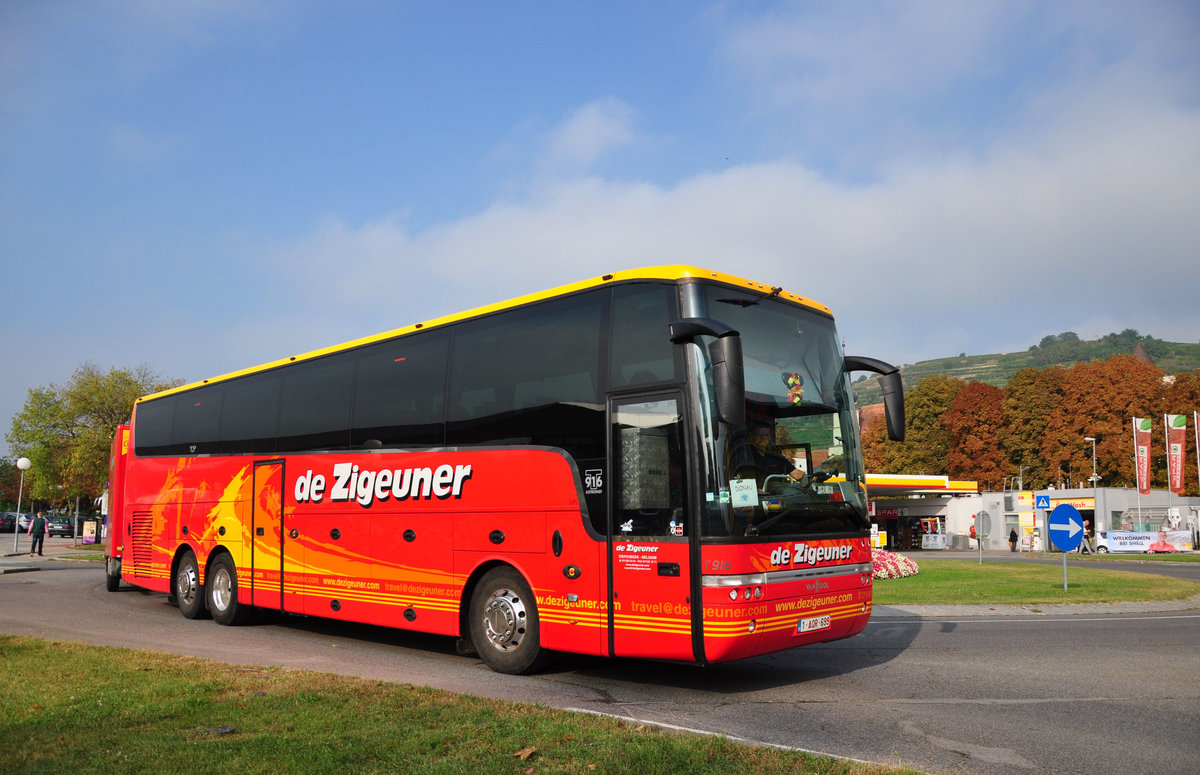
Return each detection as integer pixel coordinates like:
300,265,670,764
0,636,916,775
872,560,1200,605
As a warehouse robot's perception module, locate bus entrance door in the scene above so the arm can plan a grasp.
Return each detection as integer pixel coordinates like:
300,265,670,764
250,461,285,611
608,396,693,661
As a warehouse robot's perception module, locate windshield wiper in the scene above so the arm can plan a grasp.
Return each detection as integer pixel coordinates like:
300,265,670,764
716,286,783,307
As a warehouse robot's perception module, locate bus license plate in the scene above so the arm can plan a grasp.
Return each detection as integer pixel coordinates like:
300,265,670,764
797,614,831,634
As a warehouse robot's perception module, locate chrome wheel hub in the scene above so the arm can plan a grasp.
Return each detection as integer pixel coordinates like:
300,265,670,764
482,587,527,652
177,564,199,606
210,567,233,612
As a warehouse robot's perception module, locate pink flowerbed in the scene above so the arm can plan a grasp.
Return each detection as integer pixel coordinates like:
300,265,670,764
871,548,919,580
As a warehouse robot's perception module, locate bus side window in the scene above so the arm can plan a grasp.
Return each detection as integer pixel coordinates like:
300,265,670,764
278,352,355,452
218,375,281,454
610,283,680,389
173,385,223,455
351,330,449,449
133,395,175,456
446,292,604,460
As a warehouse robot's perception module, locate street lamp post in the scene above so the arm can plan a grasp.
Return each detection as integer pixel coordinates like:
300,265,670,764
13,457,31,554
1085,437,1099,548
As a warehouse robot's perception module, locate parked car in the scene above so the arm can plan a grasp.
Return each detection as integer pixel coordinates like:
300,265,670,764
16,513,34,532
0,512,15,532
47,515,75,537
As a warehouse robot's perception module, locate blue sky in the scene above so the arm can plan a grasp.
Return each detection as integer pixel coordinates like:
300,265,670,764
3,1,1199,457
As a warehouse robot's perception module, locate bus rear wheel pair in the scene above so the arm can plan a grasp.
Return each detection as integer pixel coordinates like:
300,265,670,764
173,550,252,626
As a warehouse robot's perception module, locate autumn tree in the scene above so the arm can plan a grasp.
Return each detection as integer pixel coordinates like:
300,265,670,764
6,362,182,509
870,374,964,475
1001,366,1064,489
1041,355,1166,490
860,411,894,473
862,356,1195,490
942,381,1007,489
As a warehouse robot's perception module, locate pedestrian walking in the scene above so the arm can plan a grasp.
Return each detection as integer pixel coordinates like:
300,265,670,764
1009,528,1018,552
28,511,48,557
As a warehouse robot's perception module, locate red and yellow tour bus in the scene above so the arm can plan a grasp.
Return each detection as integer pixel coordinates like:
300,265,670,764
105,266,904,673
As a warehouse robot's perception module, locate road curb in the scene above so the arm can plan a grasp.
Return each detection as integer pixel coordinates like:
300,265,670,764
872,591,1200,618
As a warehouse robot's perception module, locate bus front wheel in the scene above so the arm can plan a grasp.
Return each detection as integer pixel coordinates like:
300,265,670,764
468,567,548,675
175,551,209,619
207,553,252,626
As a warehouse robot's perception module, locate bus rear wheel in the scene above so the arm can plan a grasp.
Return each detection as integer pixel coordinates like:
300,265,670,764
468,566,548,675
105,557,121,592
206,553,252,626
175,551,209,619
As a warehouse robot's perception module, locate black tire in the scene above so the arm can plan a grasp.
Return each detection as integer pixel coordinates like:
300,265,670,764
104,558,120,592
1097,546,1108,554
468,566,548,674
175,550,209,619
206,553,252,626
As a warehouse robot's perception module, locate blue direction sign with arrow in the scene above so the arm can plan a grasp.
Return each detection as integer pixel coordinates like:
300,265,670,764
1048,503,1084,552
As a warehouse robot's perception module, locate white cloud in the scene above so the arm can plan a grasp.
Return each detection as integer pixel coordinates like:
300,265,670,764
276,78,1199,367
719,0,1011,111
544,97,639,171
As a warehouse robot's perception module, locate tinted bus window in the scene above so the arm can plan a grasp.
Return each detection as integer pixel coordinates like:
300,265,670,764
351,329,449,449
446,291,605,461
610,283,679,388
278,353,355,452
173,386,223,454
133,395,174,456
218,374,280,454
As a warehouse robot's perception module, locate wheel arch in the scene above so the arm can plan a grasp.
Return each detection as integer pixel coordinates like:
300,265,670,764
204,543,236,577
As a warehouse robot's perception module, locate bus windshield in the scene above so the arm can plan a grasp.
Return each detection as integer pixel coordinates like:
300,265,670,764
694,285,869,538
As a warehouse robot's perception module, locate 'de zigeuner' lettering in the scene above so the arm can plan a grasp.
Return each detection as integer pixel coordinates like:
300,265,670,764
770,541,854,567
294,463,473,508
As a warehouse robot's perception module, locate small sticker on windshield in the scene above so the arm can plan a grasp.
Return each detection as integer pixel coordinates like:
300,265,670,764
730,479,757,508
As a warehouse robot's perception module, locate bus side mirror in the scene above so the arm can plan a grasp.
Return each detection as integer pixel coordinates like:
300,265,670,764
670,318,745,427
843,355,905,442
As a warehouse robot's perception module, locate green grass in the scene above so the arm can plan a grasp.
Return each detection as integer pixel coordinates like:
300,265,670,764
872,559,1200,605
0,637,916,775
59,544,106,563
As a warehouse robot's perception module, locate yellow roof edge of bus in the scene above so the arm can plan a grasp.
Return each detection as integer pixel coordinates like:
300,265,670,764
136,265,832,403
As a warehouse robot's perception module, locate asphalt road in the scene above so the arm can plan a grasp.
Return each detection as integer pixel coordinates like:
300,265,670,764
2,550,1199,775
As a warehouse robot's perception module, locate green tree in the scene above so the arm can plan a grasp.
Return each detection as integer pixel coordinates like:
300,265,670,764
6,363,182,508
